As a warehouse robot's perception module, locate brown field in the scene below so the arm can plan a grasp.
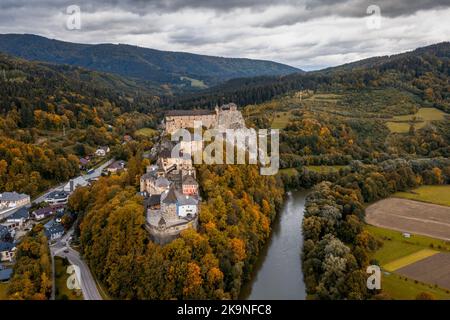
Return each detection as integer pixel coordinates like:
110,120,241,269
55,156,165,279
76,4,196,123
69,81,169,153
365,198,450,241
396,253,450,290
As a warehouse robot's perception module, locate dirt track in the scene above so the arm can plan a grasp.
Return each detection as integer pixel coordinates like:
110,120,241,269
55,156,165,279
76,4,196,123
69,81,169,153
365,198,450,241
396,253,450,290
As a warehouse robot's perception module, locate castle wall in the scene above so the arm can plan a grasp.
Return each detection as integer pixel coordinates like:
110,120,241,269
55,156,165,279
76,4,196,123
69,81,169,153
145,217,198,245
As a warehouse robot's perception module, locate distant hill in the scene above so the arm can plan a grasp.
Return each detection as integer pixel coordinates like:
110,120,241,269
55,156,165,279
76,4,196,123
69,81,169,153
0,34,301,92
171,42,450,111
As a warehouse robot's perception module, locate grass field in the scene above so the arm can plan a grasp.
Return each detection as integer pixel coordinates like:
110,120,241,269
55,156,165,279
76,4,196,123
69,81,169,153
134,127,159,138
383,249,438,272
382,273,450,300
180,76,208,89
367,225,450,266
305,165,348,173
0,283,8,300
394,185,450,207
55,257,83,300
386,122,412,133
368,225,450,299
386,107,447,133
271,111,295,129
279,168,298,177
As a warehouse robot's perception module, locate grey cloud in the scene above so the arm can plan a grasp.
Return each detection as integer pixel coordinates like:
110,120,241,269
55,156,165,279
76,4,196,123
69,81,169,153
1,0,449,17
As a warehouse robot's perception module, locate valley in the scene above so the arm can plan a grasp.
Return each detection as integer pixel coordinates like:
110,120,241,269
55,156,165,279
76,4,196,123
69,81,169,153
0,36,449,301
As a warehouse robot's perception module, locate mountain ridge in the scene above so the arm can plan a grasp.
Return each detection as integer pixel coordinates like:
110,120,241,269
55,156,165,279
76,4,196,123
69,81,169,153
0,33,301,92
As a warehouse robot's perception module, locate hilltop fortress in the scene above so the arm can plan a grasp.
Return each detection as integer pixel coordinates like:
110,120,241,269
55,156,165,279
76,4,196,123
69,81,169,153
165,103,246,134
141,103,249,244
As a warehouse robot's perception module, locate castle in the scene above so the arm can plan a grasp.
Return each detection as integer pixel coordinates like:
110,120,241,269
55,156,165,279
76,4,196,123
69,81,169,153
165,103,245,134
140,142,200,245
141,103,245,244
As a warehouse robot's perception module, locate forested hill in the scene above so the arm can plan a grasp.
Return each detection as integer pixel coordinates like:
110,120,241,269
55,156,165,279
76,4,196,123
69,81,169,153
0,34,301,92
0,53,159,114
0,53,158,196
170,42,450,112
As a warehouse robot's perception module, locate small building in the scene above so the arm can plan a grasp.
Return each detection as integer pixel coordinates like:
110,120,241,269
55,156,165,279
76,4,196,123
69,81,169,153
106,160,126,174
79,157,90,169
403,233,411,238
95,146,110,157
6,207,29,226
182,175,199,196
157,147,193,172
32,204,65,221
44,223,65,241
140,172,170,196
0,242,16,262
45,190,70,205
0,192,30,211
0,268,13,282
177,194,199,218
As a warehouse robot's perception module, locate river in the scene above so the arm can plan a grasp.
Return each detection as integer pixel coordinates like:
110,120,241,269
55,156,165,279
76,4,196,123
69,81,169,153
240,190,308,300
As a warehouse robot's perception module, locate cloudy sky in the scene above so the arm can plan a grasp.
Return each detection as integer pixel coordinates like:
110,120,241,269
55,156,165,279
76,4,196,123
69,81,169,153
0,0,449,70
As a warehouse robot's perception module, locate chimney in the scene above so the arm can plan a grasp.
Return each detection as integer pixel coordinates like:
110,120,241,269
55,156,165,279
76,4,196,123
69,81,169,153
70,180,74,193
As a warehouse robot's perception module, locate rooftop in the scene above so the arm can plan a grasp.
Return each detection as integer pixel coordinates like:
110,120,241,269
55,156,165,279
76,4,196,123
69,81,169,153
7,207,29,220
145,194,161,208
162,186,178,204
0,192,29,202
45,223,65,236
0,241,15,251
182,175,198,186
166,109,215,117
46,190,70,200
0,268,13,281
155,176,170,188
177,195,198,206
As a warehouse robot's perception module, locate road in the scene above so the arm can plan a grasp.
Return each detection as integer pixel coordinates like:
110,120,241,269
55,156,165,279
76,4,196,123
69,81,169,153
50,230,103,300
33,158,114,204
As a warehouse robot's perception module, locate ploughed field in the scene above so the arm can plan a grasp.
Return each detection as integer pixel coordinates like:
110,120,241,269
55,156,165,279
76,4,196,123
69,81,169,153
365,198,450,241
396,253,450,290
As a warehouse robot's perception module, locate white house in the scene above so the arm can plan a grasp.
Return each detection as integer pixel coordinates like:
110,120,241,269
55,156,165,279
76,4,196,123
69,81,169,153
177,195,198,218
95,146,110,157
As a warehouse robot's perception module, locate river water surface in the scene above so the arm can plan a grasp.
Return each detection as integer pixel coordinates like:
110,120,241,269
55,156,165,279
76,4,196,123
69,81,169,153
240,190,308,300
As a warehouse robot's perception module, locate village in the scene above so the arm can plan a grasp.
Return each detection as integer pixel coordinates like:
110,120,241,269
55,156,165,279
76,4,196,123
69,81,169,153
1,103,245,284
0,143,128,284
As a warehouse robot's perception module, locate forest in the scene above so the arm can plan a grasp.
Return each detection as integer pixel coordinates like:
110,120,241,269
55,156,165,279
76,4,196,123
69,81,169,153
0,53,157,196
68,159,284,299
302,158,450,299
0,40,448,300
6,225,52,300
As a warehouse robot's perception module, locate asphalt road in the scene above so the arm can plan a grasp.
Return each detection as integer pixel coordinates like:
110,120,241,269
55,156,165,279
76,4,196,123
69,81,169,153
51,231,103,300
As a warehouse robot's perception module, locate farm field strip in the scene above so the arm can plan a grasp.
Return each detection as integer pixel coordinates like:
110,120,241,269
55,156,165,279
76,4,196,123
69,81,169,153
394,185,450,207
366,198,450,241
383,249,438,272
